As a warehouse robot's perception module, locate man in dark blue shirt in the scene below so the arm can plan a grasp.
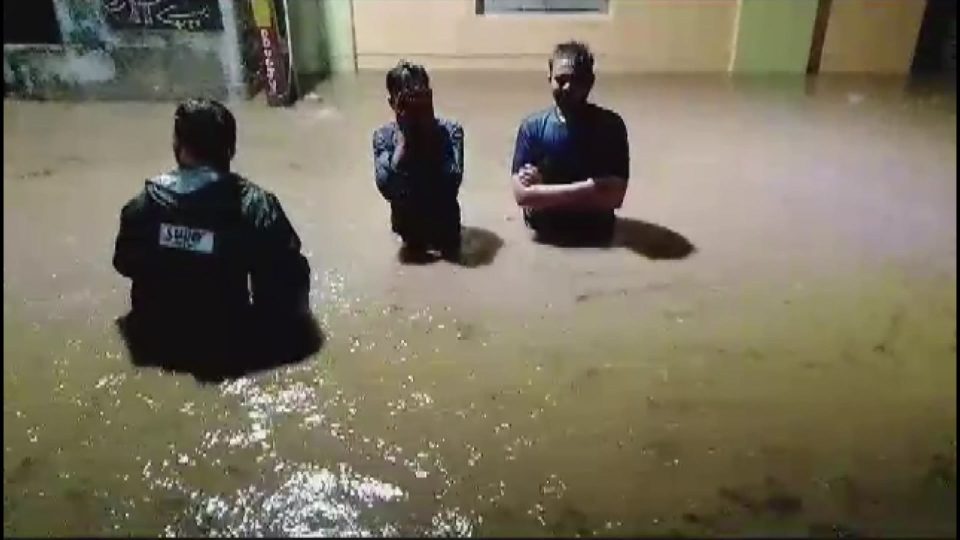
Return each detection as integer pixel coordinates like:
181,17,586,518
373,61,465,259
511,41,630,245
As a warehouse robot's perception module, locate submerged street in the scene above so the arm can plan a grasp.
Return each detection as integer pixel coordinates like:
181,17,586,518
3,73,956,536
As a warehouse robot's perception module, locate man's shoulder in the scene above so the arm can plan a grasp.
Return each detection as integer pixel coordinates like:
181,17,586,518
121,174,167,218
519,107,555,131
230,175,283,226
373,121,398,141
437,117,463,137
588,103,626,130
121,187,151,218
233,175,276,204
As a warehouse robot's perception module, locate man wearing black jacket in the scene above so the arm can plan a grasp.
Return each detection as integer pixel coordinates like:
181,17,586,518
112,98,314,373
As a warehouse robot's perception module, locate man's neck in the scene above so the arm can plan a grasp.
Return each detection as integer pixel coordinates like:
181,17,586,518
555,103,589,124
178,163,228,174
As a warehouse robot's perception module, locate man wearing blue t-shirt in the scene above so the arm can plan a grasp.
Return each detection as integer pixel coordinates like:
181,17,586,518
511,41,630,244
373,61,465,259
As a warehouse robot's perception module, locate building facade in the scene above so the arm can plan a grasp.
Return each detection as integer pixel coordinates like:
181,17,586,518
3,0,949,101
3,0,256,100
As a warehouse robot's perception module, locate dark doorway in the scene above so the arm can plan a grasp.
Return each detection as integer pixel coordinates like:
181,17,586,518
2,0,62,45
911,0,957,77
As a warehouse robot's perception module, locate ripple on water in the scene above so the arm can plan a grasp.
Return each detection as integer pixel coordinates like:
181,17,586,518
160,460,475,537
170,462,405,537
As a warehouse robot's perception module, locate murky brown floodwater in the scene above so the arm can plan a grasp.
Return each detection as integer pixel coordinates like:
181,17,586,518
3,73,956,537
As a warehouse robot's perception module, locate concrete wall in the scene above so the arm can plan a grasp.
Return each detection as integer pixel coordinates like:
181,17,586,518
3,0,247,100
352,0,739,72
2,0,933,100
350,0,928,75
819,0,927,73
733,0,819,73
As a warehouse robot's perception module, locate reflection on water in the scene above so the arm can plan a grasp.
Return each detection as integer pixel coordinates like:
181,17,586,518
5,262,954,537
164,463,408,537
135,271,480,537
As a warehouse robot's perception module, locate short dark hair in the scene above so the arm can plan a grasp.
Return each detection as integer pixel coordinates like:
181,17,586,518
173,98,236,170
385,60,430,98
549,40,595,76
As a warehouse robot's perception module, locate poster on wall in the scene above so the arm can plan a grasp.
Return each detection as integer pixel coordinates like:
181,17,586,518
250,0,293,106
103,0,223,31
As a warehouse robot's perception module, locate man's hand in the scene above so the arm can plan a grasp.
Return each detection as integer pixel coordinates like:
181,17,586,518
391,129,407,169
513,164,544,206
513,174,627,210
518,164,543,186
397,121,444,166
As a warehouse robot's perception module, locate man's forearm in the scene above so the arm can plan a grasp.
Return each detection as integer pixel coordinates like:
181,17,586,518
518,179,595,209
515,176,626,211
390,142,408,170
375,151,408,201
589,176,628,209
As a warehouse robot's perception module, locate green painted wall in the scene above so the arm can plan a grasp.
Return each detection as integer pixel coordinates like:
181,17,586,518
289,0,326,75
289,0,355,77
323,0,356,73
733,0,819,73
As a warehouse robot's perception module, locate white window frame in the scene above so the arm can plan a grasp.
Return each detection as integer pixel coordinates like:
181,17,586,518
476,0,611,17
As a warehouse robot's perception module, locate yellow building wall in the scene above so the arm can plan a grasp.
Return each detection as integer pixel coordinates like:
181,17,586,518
819,0,927,74
352,0,740,72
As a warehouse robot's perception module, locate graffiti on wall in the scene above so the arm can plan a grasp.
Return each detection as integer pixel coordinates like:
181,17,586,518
102,0,223,31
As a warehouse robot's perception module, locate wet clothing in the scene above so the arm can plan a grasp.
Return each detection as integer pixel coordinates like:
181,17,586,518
112,166,310,339
373,118,464,253
511,103,629,242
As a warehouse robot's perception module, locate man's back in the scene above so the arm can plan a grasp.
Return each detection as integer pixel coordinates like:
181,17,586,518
113,166,308,325
111,98,320,374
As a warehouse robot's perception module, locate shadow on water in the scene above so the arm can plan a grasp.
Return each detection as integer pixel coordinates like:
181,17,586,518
115,312,324,384
617,218,696,260
397,226,504,268
535,217,696,260
458,226,505,267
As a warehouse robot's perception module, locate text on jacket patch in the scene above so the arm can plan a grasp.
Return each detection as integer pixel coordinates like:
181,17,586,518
159,223,215,254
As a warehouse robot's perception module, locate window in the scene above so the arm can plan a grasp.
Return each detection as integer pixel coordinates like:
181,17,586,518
477,0,608,15
3,0,62,45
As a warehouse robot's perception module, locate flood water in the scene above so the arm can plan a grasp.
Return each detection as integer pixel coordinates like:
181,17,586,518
3,73,956,536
